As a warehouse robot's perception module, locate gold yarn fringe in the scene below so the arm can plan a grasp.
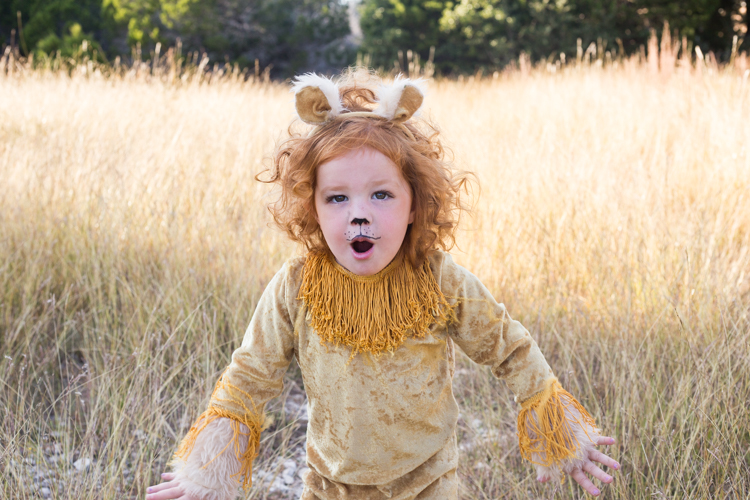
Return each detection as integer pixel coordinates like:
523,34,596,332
299,252,455,355
172,374,264,490
517,378,597,468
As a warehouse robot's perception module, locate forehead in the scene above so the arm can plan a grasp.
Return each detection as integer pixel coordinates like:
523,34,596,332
315,147,408,189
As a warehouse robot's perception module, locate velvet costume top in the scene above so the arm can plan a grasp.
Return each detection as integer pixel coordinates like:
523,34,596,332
207,250,555,488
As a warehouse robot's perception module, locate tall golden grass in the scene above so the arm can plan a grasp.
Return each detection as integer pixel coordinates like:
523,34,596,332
1,44,749,498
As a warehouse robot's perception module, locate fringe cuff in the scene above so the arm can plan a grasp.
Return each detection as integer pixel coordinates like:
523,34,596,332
517,378,599,483
170,416,248,500
171,376,264,493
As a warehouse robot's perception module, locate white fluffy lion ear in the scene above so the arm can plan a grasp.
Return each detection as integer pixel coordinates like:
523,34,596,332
292,73,344,125
374,76,426,123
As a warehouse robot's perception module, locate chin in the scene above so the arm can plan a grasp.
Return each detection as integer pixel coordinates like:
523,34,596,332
344,258,384,276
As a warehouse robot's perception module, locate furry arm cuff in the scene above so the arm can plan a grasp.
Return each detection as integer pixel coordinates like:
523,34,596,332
170,415,258,500
517,378,600,483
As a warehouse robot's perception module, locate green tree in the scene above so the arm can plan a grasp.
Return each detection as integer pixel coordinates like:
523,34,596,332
103,0,187,49
358,0,749,74
2,0,351,75
101,0,351,75
166,0,352,75
35,22,106,61
1,0,113,57
358,0,450,71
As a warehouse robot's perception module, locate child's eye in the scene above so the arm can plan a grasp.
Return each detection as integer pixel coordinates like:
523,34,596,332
373,191,391,200
327,195,347,203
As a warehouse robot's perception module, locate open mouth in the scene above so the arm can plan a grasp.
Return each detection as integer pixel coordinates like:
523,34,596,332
351,240,374,254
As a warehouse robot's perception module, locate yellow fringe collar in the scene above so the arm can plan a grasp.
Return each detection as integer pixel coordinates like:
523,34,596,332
298,251,455,355
517,378,598,468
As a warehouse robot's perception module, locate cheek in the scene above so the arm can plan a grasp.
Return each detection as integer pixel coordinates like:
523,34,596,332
386,202,414,233
313,195,331,225
313,199,329,232
315,203,342,237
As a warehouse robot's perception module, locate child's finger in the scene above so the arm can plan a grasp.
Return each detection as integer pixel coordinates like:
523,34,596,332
595,436,615,446
589,450,620,470
160,472,176,481
583,461,613,484
146,480,176,494
145,485,184,500
571,469,600,496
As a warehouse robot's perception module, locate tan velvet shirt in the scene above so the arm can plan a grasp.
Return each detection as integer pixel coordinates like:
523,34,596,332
210,250,554,494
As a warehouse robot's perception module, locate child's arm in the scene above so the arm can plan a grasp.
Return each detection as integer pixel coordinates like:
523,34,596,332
146,260,301,500
434,252,619,495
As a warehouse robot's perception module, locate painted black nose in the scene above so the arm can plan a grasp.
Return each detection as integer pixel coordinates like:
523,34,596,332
351,218,369,225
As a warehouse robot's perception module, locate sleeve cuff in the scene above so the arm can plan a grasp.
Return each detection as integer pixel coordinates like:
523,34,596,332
517,378,600,483
170,410,261,500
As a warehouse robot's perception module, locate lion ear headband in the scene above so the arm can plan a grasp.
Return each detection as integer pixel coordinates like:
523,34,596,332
291,73,425,141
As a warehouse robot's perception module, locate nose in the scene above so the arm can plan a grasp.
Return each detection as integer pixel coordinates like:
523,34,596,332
351,218,369,226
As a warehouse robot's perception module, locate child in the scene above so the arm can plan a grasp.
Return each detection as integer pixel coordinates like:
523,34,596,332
146,73,619,500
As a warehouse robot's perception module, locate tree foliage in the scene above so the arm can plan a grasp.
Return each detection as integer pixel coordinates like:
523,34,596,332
359,0,749,74
1,0,747,75
1,0,114,57
1,0,351,76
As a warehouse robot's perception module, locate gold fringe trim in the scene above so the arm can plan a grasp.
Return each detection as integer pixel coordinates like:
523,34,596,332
517,378,597,468
172,374,264,490
298,252,455,355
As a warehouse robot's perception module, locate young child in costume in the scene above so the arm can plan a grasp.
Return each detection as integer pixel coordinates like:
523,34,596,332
146,73,620,500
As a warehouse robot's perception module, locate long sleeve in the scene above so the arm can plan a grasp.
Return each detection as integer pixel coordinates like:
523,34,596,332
431,251,554,401
431,251,599,482
170,259,301,500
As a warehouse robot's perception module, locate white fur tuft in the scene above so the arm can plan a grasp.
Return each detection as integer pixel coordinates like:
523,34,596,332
527,405,601,485
291,73,343,118
373,74,426,119
171,417,246,500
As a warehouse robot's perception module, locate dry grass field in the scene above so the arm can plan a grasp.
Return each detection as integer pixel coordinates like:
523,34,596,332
1,49,749,499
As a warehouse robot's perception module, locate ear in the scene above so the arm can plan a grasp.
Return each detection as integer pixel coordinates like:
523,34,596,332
374,76,426,123
292,73,343,125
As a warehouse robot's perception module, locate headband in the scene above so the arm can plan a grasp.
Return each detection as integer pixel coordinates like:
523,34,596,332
291,73,425,141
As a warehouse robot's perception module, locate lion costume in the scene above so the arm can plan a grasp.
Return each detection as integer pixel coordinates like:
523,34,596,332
168,76,600,500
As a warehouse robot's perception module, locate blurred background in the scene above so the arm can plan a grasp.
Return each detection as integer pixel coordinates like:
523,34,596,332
1,0,748,76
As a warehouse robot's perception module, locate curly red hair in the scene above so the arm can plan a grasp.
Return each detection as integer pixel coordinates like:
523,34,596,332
258,83,472,268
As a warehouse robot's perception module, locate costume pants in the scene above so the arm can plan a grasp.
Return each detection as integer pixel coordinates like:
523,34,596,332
300,469,458,500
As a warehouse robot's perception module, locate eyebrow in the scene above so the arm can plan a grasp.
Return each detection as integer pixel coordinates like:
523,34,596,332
317,184,349,193
319,178,399,189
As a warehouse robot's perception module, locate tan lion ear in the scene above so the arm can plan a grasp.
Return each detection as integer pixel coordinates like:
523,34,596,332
296,86,333,124
291,73,343,125
392,84,423,123
374,77,426,123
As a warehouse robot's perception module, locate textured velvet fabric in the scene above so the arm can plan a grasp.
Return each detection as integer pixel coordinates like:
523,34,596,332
209,250,554,498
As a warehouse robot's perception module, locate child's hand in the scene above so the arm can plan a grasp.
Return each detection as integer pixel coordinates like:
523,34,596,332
145,472,196,500
537,436,620,496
